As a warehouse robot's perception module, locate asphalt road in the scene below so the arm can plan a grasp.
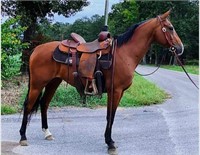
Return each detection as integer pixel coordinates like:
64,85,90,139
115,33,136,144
1,65,199,155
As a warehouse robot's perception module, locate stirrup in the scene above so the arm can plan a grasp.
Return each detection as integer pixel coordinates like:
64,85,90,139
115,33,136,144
84,79,98,95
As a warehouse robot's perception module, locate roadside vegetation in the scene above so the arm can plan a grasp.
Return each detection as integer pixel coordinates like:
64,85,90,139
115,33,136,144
50,74,169,107
161,65,199,75
2,74,169,115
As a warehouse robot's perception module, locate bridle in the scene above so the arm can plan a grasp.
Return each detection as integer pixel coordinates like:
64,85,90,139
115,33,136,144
157,15,198,89
157,15,176,53
135,16,199,90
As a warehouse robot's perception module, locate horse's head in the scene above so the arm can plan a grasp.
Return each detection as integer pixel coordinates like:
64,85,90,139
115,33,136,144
154,10,184,56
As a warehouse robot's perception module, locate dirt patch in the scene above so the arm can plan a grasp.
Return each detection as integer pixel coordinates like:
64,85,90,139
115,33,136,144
1,75,28,108
1,141,21,155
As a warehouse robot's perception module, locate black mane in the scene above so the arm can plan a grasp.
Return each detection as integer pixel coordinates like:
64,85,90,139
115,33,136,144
115,20,147,47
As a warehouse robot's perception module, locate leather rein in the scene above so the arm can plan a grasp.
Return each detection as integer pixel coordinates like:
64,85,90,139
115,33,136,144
136,16,198,90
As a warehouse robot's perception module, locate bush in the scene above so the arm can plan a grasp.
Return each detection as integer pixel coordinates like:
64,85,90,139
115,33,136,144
2,53,22,79
1,104,17,115
1,16,29,79
185,60,199,65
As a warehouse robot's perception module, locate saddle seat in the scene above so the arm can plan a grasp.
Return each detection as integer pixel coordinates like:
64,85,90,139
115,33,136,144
71,32,86,44
60,31,111,53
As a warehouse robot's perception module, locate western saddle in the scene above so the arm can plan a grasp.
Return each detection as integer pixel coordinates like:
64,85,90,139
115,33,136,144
58,31,112,96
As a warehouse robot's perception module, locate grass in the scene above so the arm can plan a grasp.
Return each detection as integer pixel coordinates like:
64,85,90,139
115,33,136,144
43,74,169,107
1,104,18,115
161,65,199,75
2,74,169,114
120,74,169,106
19,74,168,108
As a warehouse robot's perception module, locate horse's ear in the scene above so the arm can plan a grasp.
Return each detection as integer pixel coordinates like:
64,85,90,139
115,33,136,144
160,9,171,19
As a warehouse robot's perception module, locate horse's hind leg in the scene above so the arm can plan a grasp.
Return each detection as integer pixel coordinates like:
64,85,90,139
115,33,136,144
40,78,62,140
19,85,44,146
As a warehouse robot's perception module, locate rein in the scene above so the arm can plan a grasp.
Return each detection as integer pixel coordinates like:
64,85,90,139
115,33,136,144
158,15,199,90
135,54,165,76
173,51,199,90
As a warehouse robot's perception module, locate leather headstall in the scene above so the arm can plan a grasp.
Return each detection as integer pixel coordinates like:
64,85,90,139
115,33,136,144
157,15,176,53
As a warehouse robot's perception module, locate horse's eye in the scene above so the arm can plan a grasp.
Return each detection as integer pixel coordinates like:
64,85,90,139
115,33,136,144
169,26,174,31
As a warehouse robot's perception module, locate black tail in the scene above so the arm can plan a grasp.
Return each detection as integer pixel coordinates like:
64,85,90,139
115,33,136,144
22,68,43,121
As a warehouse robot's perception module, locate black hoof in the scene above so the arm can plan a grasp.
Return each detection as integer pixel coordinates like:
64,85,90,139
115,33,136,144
107,140,117,150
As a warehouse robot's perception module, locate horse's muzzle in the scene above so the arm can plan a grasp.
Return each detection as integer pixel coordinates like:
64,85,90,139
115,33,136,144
170,43,184,56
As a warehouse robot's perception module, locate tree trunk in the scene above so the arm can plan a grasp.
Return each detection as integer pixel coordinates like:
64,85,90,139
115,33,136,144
155,52,158,66
21,21,37,73
142,54,147,65
173,55,177,65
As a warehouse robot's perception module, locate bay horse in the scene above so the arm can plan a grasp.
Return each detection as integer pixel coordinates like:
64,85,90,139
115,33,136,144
19,10,184,150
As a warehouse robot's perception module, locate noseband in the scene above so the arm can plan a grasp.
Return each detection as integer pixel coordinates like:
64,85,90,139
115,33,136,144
157,16,176,53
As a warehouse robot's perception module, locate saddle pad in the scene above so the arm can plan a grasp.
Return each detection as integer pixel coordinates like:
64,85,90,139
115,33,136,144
53,46,79,65
53,46,112,70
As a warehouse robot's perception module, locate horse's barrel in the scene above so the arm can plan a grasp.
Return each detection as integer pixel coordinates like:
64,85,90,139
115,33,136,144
98,31,111,42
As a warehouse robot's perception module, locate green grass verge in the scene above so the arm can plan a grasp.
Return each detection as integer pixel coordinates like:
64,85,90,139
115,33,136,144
2,74,168,114
120,74,169,106
161,65,199,75
22,74,168,107
1,104,18,115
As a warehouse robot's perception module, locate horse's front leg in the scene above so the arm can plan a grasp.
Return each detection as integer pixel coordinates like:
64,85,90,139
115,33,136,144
40,78,62,140
104,89,123,150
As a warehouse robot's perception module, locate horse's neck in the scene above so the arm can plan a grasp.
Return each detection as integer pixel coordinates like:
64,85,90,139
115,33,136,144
116,18,157,72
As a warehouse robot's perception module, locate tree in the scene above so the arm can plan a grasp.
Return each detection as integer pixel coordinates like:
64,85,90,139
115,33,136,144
36,14,104,42
37,19,71,41
108,0,139,36
2,0,89,72
2,0,89,42
69,15,104,41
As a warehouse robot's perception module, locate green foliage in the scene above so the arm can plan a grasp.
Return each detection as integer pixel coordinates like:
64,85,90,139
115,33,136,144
68,15,104,41
36,14,104,42
109,0,139,35
185,60,199,66
120,74,168,106
1,104,17,115
1,16,29,79
2,1,90,73
2,54,22,78
2,1,89,27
